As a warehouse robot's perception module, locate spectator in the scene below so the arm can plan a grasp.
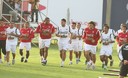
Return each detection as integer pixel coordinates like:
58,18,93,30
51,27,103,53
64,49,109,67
30,0,39,22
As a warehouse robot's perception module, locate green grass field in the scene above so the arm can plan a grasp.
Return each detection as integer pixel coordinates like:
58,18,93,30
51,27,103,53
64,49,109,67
0,43,128,78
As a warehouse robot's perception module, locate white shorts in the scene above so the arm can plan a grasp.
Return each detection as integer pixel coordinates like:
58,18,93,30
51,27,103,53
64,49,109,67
6,44,17,53
58,40,68,51
84,43,97,54
39,39,51,48
19,42,31,51
100,46,112,56
38,37,42,49
78,40,83,51
69,42,78,52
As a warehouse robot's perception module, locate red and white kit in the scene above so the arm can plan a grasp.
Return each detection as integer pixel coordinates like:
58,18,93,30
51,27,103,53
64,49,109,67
83,27,100,54
35,23,55,48
116,32,128,52
19,28,34,51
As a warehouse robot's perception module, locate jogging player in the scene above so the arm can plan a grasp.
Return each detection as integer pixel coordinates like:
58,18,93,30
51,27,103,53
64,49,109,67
0,20,8,63
6,22,20,65
19,22,34,63
69,22,79,65
35,17,55,65
76,23,83,62
56,19,70,67
83,21,100,70
100,25,115,69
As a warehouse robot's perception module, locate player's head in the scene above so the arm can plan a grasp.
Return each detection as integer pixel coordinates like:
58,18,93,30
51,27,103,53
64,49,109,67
103,24,109,33
44,17,50,24
88,21,96,29
0,19,4,26
61,18,66,27
24,22,30,28
77,23,81,29
71,22,76,29
10,22,15,28
120,23,127,32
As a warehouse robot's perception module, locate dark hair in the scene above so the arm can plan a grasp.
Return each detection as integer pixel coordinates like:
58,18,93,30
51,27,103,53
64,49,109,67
72,22,76,25
45,17,50,21
61,19,66,22
88,21,96,26
77,22,81,25
26,22,30,25
103,24,109,29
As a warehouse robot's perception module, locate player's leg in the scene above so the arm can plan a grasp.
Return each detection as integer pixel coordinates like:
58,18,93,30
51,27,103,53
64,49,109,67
78,51,82,61
1,40,6,61
42,39,51,65
90,46,97,70
39,38,44,62
69,50,73,65
75,51,79,64
6,44,11,65
69,43,73,65
24,43,31,63
19,42,24,62
119,64,127,78
11,45,17,65
60,50,62,59
100,47,106,68
61,49,66,67
78,41,82,61
109,55,114,67
0,48,2,63
74,43,79,64
104,55,108,69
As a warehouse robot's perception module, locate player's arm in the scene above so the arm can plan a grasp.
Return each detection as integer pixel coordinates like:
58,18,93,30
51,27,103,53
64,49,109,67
29,30,35,39
9,29,20,37
34,24,41,33
95,30,100,42
109,34,115,43
116,35,120,44
55,27,62,37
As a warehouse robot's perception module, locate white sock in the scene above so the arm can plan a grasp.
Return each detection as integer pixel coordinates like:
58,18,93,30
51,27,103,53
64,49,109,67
89,60,92,64
76,58,79,61
102,61,105,64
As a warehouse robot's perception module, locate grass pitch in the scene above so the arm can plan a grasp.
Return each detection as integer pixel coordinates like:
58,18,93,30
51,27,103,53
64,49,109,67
0,43,127,78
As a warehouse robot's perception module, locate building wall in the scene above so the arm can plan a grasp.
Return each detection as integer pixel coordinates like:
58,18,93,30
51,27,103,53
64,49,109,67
103,0,128,31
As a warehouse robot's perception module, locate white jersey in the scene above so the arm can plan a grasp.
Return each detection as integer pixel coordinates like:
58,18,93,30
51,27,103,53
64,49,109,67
56,25,70,42
109,29,116,37
70,27,78,41
115,29,128,36
6,27,20,45
77,28,84,40
101,31,114,47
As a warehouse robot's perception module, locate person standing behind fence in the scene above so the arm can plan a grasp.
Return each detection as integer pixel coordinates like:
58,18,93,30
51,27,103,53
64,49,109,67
30,0,39,22
35,17,55,66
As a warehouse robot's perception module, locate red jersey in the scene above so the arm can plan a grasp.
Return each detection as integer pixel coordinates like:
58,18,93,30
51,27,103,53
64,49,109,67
35,23,55,39
20,28,34,42
116,32,128,46
0,25,8,40
82,27,100,45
